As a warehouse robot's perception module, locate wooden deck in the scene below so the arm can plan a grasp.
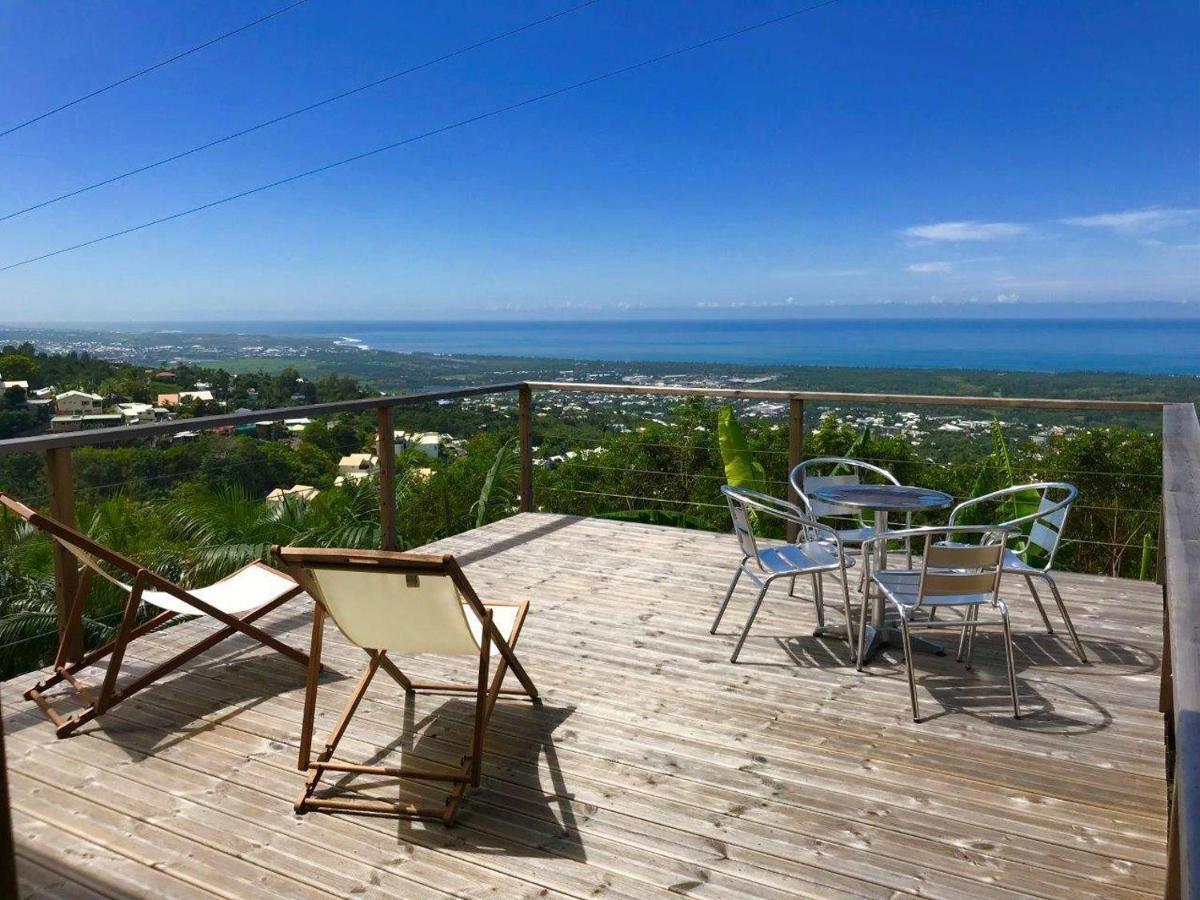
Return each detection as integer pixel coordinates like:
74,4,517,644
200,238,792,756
3,513,1168,899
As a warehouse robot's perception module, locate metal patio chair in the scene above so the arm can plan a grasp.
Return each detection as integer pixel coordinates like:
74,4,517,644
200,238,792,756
711,486,857,663
947,482,1086,662
0,493,309,739
274,546,539,825
789,457,914,567
860,525,1019,722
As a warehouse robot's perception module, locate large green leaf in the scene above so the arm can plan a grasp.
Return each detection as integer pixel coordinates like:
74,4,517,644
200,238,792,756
717,407,765,492
832,426,872,475
1138,532,1154,581
989,420,1040,522
472,437,517,528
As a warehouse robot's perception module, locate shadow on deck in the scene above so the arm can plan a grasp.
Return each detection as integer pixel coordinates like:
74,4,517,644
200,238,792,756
3,513,1168,898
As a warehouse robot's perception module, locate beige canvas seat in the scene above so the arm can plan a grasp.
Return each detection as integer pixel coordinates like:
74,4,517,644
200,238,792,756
273,546,539,825
0,493,308,738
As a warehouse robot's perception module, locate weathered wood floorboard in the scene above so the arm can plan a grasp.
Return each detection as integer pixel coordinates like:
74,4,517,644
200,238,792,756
4,514,1168,898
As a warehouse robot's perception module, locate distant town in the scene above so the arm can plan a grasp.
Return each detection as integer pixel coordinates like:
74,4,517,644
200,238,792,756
1,326,1186,461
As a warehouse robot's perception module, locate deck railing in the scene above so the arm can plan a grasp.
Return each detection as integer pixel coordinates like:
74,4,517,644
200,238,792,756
0,380,1189,896
1161,402,1200,899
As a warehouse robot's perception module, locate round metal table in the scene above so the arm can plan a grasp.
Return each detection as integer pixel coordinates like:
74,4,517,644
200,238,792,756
808,484,954,663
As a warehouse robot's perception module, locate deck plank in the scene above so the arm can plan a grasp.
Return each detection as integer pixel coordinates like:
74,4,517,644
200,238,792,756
4,513,1168,898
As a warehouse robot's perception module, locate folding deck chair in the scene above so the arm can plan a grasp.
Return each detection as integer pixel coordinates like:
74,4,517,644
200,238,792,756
273,546,539,825
0,493,309,738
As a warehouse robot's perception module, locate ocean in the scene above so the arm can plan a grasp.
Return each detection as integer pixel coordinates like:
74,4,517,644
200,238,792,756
192,318,1199,375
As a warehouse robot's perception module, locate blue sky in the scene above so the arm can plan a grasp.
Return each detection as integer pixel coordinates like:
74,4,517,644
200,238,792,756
0,0,1197,321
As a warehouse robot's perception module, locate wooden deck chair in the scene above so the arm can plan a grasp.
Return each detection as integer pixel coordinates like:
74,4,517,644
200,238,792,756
273,546,539,825
0,493,309,738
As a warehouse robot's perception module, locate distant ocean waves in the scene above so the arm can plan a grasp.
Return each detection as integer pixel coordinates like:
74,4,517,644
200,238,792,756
196,318,1199,374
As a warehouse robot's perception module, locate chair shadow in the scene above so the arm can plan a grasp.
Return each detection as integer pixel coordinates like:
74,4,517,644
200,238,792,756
864,628,1157,733
715,575,1159,734
93,649,317,756
313,694,584,859
6,601,318,743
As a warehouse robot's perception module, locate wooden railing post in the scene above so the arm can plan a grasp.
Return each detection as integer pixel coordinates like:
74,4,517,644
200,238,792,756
518,385,533,513
377,406,397,551
45,447,83,663
787,397,805,542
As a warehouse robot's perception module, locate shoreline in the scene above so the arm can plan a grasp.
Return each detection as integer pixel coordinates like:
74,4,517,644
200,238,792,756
3,321,1200,380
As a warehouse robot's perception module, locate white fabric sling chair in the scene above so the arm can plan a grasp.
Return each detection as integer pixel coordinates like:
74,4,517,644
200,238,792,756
0,493,308,739
273,546,539,825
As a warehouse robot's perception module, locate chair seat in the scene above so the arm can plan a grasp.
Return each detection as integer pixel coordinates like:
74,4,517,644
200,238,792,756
1000,548,1043,574
940,543,1043,575
758,541,844,575
140,561,298,616
832,525,877,545
833,524,914,546
871,569,994,611
466,603,522,650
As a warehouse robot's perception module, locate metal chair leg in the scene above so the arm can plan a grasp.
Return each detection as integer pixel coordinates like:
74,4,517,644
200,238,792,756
712,565,744,634
1002,610,1020,719
837,572,857,662
1044,574,1087,663
965,605,980,670
955,607,971,662
811,574,825,628
856,577,871,671
1023,574,1055,633
899,616,920,722
730,584,771,663
788,574,797,598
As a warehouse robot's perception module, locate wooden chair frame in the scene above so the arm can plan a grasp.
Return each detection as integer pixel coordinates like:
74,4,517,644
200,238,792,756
0,493,308,738
273,546,539,825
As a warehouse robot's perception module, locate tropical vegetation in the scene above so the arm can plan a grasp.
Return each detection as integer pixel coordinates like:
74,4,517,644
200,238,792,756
0,343,1167,680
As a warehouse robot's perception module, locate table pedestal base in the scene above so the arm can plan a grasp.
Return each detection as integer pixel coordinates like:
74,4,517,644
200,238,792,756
860,623,946,663
813,623,947,664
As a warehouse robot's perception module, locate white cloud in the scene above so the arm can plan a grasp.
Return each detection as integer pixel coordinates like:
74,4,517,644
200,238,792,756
907,261,953,273
1060,206,1200,234
995,293,1020,304
903,221,1028,241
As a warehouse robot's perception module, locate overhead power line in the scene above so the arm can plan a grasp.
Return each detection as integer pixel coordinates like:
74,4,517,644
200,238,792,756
0,0,603,224
0,0,314,140
0,0,842,274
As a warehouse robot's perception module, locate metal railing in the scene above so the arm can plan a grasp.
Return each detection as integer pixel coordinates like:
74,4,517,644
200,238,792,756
0,379,1188,896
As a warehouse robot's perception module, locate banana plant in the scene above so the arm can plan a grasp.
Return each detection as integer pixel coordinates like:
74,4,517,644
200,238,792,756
832,425,872,475
472,437,517,528
963,419,1043,558
717,406,765,492
1138,532,1154,581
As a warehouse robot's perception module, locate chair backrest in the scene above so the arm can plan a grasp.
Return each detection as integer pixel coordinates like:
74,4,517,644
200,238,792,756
913,529,1008,611
721,485,831,573
723,487,760,562
790,458,900,520
274,547,486,656
949,482,1077,569
1019,485,1075,566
